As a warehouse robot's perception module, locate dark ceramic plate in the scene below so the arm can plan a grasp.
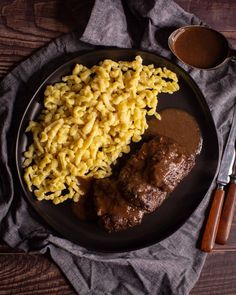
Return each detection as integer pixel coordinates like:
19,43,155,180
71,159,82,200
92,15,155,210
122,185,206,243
15,49,219,252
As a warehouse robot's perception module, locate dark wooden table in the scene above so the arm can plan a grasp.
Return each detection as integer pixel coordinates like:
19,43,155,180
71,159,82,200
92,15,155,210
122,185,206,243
0,1,236,294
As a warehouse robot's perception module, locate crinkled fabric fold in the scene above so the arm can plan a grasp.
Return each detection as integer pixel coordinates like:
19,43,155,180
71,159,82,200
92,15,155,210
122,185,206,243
0,0,235,294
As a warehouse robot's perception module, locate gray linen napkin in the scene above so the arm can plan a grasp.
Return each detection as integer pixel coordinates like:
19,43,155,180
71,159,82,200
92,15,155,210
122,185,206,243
0,0,235,294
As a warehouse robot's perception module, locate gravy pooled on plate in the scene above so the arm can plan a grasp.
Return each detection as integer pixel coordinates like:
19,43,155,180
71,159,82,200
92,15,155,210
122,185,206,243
146,108,202,155
72,178,96,221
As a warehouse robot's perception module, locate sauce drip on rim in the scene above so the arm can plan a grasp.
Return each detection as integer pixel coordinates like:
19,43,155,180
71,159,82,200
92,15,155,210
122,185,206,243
172,27,228,69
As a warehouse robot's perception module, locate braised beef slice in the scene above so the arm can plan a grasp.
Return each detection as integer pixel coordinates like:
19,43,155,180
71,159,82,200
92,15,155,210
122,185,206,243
119,136,195,212
94,135,196,232
93,178,144,232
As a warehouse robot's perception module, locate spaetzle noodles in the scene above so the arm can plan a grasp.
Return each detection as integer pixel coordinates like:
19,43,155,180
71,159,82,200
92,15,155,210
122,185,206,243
23,56,179,204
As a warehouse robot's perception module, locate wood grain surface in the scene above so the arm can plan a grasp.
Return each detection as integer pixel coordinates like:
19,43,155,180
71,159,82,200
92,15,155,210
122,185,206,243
0,252,75,295
0,0,94,78
0,0,236,294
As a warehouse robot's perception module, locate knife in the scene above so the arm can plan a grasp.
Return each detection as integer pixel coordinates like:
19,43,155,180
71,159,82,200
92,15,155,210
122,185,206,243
201,102,236,252
216,146,236,244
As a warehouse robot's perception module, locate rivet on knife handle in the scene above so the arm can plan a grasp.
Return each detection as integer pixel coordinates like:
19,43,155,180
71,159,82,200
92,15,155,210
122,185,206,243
201,187,225,252
216,182,236,244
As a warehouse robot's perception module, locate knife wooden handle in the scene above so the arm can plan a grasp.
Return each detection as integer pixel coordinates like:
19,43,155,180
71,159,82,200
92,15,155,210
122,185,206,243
216,183,236,244
201,188,225,252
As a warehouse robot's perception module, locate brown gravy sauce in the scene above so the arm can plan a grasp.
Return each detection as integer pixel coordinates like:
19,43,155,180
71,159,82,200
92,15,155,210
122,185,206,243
72,178,96,221
73,108,202,221
173,27,228,69
145,108,202,155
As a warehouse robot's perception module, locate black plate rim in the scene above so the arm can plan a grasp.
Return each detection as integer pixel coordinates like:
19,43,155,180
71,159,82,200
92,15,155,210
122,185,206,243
15,48,219,253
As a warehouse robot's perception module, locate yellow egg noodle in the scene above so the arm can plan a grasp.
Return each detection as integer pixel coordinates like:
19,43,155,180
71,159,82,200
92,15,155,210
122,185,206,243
23,56,179,204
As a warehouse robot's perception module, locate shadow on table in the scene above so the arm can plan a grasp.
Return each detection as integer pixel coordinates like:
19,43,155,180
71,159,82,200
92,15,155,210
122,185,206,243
56,0,95,35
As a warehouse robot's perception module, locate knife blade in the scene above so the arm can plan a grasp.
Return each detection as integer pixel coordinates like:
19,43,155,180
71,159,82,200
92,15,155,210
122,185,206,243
216,145,236,244
217,105,236,186
201,102,236,252
231,150,236,181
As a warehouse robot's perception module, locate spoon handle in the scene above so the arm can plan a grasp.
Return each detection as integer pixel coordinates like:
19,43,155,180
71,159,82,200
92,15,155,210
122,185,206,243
216,182,236,244
201,188,225,252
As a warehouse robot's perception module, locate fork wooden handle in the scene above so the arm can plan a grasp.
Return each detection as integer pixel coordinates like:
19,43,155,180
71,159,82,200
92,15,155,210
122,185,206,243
216,182,236,244
201,188,225,252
